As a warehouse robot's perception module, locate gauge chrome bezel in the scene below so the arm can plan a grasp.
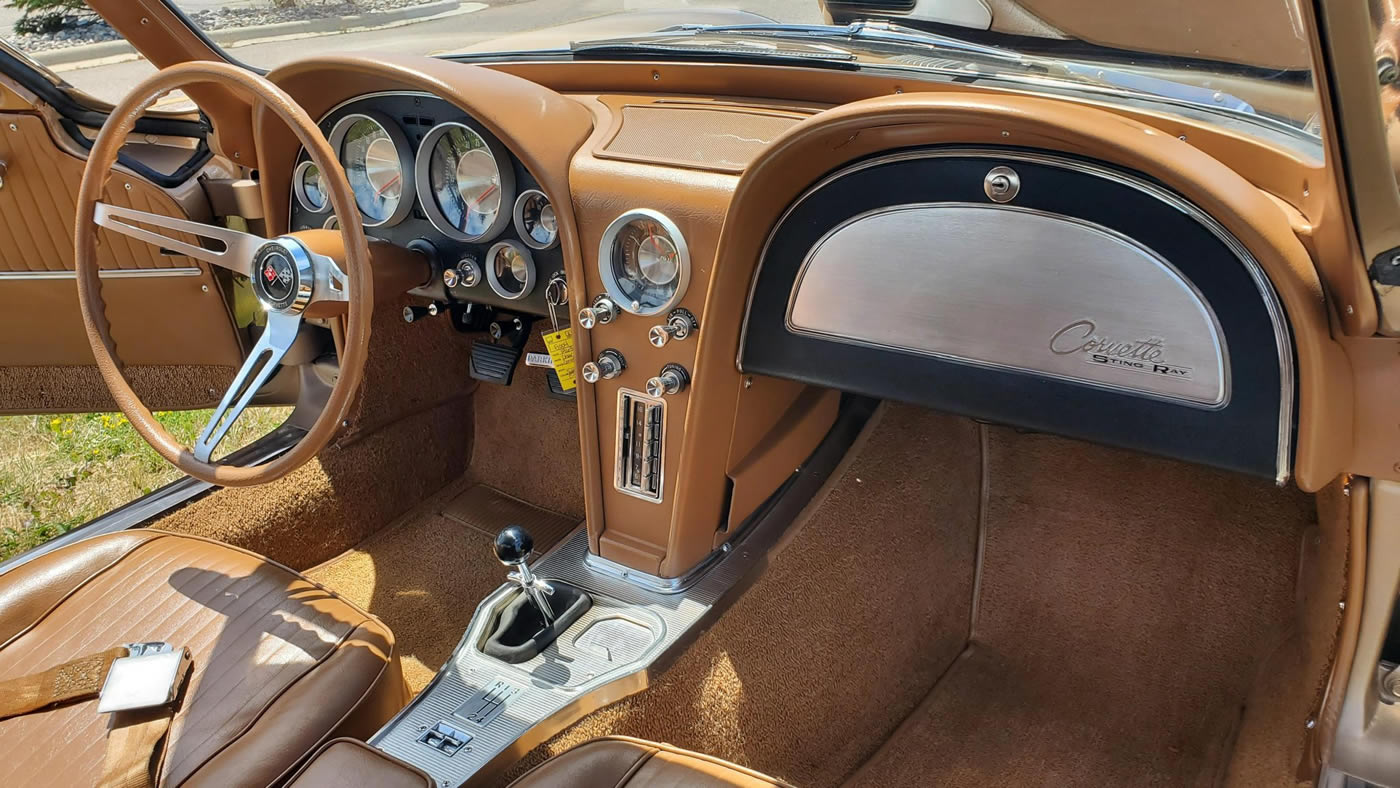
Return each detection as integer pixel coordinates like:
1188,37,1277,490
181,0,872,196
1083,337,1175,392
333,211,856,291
486,240,535,301
414,121,516,243
598,209,691,316
327,111,415,228
513,189,558,250
292,159,329,213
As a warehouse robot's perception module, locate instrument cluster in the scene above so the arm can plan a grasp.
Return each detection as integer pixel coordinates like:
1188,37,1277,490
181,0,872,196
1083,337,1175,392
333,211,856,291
288,92,562,315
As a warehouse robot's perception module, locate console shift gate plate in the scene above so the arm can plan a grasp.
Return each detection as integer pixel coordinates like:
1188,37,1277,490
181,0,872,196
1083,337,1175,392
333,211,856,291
455,679,521,727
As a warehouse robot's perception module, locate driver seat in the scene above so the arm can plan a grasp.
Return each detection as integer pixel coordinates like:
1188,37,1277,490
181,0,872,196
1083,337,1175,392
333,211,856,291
0,530,408,786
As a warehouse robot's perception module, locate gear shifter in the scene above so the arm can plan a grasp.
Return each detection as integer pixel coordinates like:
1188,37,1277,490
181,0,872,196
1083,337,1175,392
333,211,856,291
494,526,554,626
481,526,592,664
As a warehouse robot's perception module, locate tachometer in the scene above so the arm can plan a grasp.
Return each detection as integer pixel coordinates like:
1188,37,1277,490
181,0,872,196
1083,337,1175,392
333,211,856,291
415,122,515,242
328,112,414,227
486,241,535,300
599,210,690,315
513,189,558,250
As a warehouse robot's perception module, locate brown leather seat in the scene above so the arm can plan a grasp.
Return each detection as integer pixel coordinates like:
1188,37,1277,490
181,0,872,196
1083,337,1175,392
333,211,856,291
508,737,792,787
0,530,408,787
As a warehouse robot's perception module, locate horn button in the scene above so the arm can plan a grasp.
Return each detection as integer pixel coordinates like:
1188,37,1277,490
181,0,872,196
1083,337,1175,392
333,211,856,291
252,241,314,313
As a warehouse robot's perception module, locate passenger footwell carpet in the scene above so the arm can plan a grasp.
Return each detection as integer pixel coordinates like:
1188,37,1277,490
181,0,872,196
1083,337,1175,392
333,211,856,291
509,404,1314,788
306,481,578,692
843,421,1314,788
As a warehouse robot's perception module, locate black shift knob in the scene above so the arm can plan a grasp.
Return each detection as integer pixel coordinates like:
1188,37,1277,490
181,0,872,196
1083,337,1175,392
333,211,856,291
494,526,533,566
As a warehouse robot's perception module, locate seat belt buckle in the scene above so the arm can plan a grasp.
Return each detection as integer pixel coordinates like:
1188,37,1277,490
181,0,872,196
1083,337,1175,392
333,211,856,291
96,642,187,713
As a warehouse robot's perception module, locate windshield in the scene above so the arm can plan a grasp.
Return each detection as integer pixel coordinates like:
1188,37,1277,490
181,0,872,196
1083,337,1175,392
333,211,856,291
3,0,1321,147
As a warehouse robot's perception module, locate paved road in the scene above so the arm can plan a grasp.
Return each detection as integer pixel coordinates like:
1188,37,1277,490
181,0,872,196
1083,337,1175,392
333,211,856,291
31,0,823,104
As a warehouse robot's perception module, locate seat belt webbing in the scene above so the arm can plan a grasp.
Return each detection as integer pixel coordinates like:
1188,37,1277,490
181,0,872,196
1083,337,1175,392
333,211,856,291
0,645,192,788
0,646,129,721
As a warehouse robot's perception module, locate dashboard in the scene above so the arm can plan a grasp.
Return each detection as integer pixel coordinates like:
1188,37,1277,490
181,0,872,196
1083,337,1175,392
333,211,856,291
259,53,1357,580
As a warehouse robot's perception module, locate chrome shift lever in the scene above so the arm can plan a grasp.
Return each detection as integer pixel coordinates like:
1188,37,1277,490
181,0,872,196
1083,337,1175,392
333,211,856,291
494,526,555,626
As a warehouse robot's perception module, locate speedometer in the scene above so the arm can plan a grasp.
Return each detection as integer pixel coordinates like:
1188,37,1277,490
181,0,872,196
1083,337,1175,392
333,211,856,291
599,210,691,315
414,122,515,242
328,112,414,227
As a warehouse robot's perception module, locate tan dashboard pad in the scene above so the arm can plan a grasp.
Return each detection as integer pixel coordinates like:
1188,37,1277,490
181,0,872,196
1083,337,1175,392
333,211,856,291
73,60,374,486
490,61,1374,338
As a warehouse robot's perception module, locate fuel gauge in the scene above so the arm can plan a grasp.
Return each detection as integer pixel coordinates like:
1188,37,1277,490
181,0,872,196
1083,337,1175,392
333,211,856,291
513,189,558,250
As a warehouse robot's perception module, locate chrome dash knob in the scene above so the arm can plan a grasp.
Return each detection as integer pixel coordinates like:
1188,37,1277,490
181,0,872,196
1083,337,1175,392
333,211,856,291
456,257,482,287
580,349,625,383
648,308,698,347
577,296,620,330
645,363,689,397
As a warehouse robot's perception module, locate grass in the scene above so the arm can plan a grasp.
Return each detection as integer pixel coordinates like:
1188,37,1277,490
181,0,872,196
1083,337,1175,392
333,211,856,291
0,407,292,561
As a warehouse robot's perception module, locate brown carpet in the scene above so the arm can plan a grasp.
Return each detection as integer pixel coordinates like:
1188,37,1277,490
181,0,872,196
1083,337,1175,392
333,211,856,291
844,424,1316,788
307,481,579,691
154,296,478,570
507,404,984,785
0,364,236,414
467,331,585,519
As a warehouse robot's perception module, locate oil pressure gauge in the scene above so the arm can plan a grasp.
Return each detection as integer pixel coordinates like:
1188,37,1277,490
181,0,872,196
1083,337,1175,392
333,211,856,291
598,209,690,316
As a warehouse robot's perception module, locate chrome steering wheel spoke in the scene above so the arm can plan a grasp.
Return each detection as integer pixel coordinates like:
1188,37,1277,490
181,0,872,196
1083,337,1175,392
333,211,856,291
93,202,261,277
307,247,350,304
193,310,301,463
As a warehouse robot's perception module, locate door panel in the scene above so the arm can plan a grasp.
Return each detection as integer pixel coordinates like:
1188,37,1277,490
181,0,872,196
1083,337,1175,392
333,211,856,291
0,109,245,413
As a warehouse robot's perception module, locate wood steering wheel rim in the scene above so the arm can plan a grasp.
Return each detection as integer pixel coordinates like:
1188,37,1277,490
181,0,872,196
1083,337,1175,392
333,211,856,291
74,60,373,487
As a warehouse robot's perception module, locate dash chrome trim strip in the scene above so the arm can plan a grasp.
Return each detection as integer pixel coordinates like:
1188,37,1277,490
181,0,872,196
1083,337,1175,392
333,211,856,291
0,267,203,280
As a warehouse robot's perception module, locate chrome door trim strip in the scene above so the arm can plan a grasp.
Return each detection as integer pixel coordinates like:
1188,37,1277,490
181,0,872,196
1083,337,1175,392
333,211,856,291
784,201,1232,410
740,148,1295,484
0,267,203,280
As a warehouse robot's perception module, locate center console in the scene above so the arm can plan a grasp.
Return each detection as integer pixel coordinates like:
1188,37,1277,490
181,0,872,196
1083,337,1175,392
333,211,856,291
367,398,871,786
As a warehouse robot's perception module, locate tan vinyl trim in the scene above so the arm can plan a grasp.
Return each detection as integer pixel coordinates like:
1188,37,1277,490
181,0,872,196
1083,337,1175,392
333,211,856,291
1311,0,1399,334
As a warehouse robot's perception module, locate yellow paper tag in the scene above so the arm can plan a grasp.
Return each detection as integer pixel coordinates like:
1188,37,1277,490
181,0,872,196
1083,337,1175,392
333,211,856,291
542,328,576,391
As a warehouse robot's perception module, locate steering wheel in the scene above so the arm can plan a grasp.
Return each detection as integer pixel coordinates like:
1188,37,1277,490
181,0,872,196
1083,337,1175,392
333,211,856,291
73,61,373,487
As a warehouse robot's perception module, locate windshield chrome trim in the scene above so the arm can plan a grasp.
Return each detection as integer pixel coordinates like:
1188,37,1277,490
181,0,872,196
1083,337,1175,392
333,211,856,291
741,148,1295,485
